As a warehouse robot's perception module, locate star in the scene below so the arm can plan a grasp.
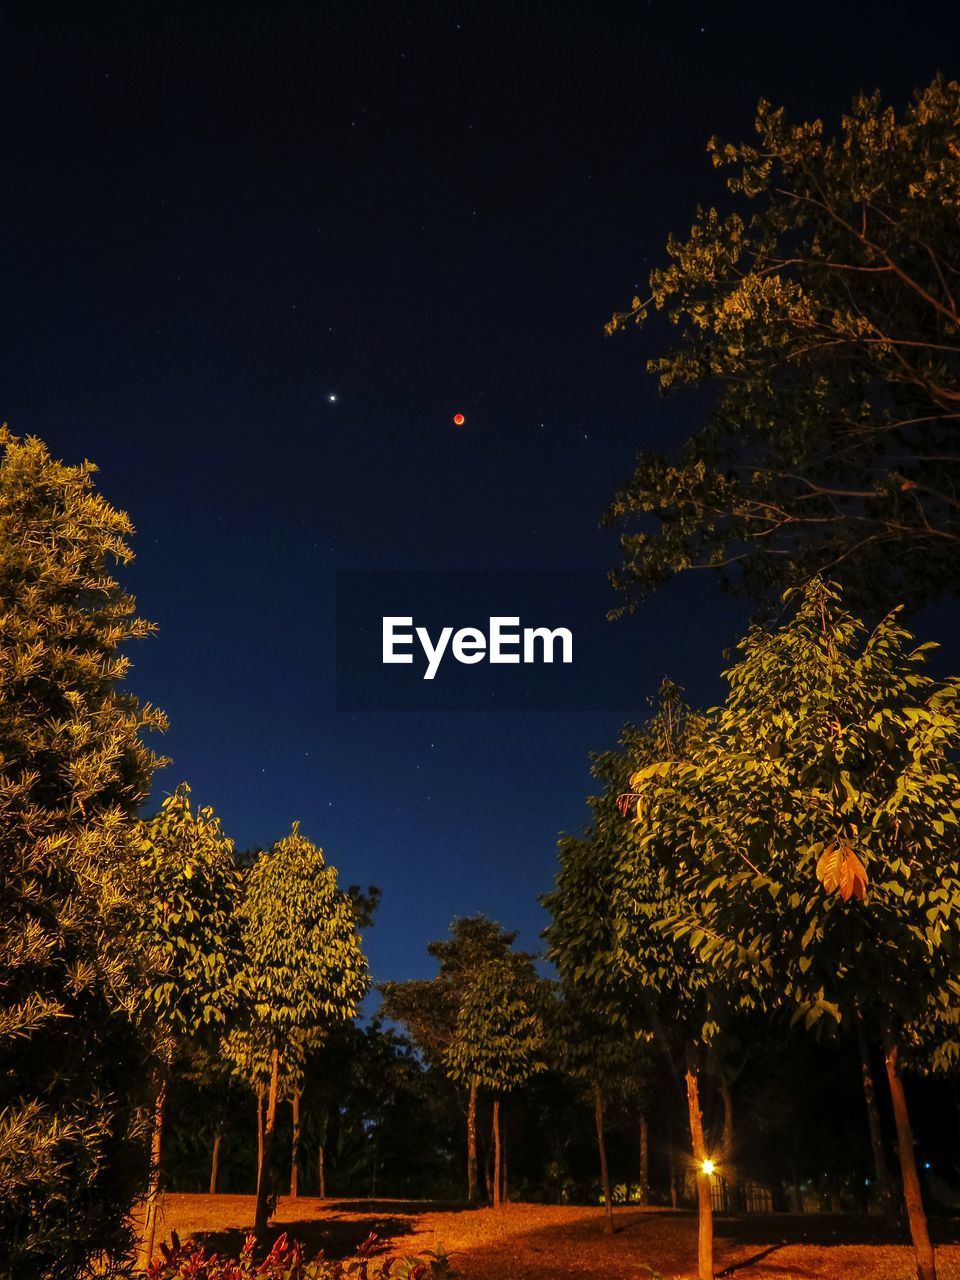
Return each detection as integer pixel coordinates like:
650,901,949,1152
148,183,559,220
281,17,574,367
328,393,338,403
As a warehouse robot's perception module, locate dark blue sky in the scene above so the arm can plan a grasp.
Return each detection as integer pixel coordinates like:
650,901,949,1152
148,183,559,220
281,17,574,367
2,2,958,985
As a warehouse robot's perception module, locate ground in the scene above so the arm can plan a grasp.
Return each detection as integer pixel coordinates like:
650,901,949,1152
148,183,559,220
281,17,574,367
157,1193,960,1279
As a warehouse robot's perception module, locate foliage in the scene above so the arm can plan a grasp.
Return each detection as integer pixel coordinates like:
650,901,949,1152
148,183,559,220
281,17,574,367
548,987,652,1110
0,429,167,1277
625,580,960,1042
380,915,519,1069
605,77,960,612
239,825,368,1059
239,824,368,1231
136,783,243,1055
147,1231,448,1280
224,1024,323,1097
445,952,546,1095
544,683,742,1058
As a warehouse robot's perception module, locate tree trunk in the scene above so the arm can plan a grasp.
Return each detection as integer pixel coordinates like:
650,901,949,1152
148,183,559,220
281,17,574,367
209,1129,222,1196
255,1047,281,1240
467,1079,478,1203
289,1090,301,1197
317,1106,329,1197
788,1164,804,1215
492,1099,502,1210
639,1112,649,1206
137,1072,168,1270
257,1085,265,1182
594,1085,614,1233
882,1027,936,1280
856,1016,895,1217
719,1081,740,1211
685,1044,714,1280
719,1081,733,1162
481,1116,492,1202
666,1110,679,1208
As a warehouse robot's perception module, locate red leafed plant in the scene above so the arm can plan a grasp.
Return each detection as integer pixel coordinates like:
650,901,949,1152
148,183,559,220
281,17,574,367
146,1231,448,1280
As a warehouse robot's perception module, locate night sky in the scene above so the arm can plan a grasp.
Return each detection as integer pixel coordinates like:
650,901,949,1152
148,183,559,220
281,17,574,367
2,3,958,986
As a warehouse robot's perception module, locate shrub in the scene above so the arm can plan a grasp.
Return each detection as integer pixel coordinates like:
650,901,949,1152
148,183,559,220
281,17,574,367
147,1231,449,1280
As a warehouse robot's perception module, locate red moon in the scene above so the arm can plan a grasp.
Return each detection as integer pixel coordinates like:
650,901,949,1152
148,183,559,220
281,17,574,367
453,413,465,426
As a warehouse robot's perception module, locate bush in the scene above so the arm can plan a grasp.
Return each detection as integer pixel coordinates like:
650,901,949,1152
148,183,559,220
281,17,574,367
147,1231,449,1279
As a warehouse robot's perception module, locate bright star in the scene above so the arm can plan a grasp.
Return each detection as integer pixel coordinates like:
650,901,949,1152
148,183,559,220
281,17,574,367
328,393,338,403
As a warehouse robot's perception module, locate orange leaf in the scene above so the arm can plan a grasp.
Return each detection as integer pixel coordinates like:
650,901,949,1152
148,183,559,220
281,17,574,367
817,842,867,902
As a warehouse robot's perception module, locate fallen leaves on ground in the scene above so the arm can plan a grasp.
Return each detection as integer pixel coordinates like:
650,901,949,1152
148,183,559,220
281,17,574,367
154,1193,960,1279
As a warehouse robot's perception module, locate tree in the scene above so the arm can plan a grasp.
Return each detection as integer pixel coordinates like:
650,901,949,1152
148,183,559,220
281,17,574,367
171,1038,245,1195
134,783,243,1266
445,952,546,1209
0,429,166,1277
625,580,960,1280
285,888,378,1199
549,987,651,1233
239,825,367,1238
380,915,518,1202
544,685,755,1280
605,77,960,614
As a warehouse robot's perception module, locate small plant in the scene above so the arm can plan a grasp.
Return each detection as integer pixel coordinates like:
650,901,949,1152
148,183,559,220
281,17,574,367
147,1230,449,1280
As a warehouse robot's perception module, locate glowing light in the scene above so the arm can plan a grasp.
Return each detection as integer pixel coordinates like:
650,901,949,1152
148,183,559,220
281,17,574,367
328,393,338,403
701,1158,716,1176
453,413,465,426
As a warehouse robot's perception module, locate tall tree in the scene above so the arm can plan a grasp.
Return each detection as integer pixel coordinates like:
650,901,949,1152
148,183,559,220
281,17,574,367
445,952,546,1209
380,915,518,1202
605,77,960,613
133,784,243,1266
545,685,754,1280
625,580,960,1280
239,825,367,1238
0,430,166,1278
549,988,651,1233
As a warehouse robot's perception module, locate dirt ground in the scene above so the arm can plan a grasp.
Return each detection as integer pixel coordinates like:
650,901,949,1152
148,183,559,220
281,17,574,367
156,1193,960,1279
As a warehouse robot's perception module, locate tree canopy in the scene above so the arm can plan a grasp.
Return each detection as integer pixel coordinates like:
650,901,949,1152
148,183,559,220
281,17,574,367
239,823,368,1234
445,952,546,1097
625,581,960,1040
136,783,243,1048
606,76,960,613
0,430,166,1277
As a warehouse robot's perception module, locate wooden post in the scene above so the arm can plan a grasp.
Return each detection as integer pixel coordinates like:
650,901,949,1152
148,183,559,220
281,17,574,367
594,1085,614,1233
255,1047,281,1240
492,1099,502,1210
882,1027,936,1280
685,1044,714,1280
